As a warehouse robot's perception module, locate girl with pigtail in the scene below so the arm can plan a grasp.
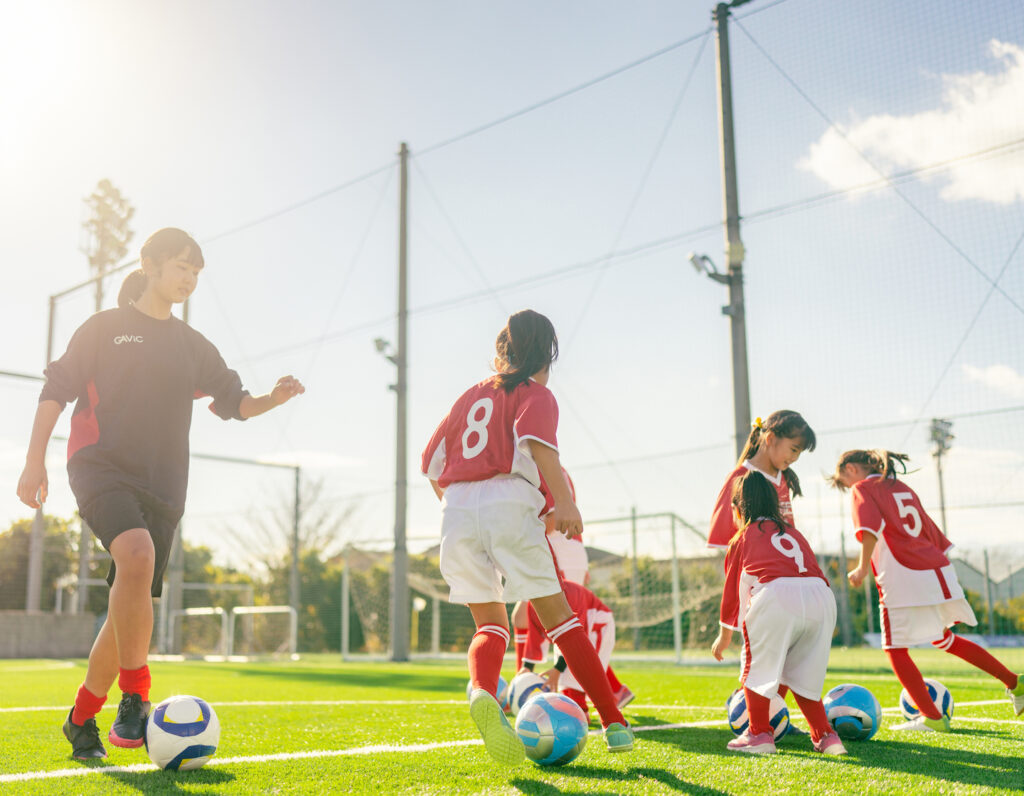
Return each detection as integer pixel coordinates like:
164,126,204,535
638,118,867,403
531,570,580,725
17,228,305,760
831,449,1024,730
711,471,843,755
707,410,817,551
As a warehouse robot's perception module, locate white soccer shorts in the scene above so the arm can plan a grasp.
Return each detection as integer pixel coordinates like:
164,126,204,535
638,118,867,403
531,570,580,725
740,577,837,701
439,476,562,605
558,611,615,693
547,531,589,585
880,598,977,649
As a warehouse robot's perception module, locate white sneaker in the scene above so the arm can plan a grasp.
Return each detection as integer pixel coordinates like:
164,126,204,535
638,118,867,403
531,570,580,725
892,715,950,733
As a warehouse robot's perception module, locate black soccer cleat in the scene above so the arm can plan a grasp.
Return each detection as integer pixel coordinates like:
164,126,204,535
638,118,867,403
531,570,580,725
108,692,151,749
63,707,107,760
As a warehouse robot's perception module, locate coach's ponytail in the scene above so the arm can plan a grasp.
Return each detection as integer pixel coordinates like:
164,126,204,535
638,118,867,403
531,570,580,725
118,269,147,308
492,309,559,394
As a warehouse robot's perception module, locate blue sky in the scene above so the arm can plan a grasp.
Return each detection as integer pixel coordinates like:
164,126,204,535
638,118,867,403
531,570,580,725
1,0,1022,578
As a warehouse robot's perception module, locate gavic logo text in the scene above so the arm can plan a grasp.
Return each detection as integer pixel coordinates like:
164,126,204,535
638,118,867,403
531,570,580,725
113,335,144,345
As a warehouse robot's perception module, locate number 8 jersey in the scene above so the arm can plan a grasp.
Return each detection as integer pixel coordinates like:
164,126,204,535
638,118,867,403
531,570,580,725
851,473,961,609
421,377,559,490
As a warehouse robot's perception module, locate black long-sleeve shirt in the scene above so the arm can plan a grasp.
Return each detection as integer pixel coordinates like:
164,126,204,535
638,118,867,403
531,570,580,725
39,305,249,513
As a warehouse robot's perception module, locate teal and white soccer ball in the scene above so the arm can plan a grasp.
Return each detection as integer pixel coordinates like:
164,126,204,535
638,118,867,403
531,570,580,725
514,692,588,766
466,675,509,712
726,688,790,739
900,678,953,721
508,672,550,717
823,683,882,740
145,695,220,771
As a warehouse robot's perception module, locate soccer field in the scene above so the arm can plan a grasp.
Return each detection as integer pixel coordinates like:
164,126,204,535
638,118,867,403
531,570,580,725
2,649,1022,795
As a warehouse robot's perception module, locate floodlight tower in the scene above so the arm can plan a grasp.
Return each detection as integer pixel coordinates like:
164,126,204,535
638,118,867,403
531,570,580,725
930,418,954,533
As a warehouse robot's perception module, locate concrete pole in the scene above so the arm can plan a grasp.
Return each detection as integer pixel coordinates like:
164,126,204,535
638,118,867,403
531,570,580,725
713,2,752,459
391,142,411,662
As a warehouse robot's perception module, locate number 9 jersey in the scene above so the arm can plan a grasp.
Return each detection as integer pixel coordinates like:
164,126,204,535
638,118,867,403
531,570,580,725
421,377,559,490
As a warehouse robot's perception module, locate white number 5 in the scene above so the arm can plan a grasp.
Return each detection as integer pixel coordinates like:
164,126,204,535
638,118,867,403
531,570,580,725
462,398,494,459
771,533,807,573
893,492,922,537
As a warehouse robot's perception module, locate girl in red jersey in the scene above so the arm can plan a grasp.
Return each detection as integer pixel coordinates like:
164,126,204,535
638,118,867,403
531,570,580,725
16,228,304,760
707,410,816,550
831,450,1024,730
421,310,632,766
711,471,844,755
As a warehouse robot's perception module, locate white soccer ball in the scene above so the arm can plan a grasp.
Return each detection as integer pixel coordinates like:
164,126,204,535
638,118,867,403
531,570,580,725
899,678,954,721
145,695,220,771
508,672,550,717
726,688,790,739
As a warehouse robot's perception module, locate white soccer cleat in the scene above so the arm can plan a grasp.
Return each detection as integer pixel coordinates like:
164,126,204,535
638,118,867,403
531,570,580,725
891,715,951,733
469,688,525,766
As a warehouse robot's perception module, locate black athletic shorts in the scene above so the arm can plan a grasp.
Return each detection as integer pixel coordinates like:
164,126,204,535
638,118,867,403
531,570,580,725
78,488,182,598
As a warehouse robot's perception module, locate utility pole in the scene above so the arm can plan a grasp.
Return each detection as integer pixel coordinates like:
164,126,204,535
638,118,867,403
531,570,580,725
391,142,410,662
930,418,953,533
713,1,752,459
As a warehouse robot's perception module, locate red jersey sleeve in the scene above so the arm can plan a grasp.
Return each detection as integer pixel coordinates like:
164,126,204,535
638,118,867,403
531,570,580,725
708,467,743,549
719,537,744,630
513,386,558,451
851,481,884,542
421,415,449,480
523,603,548,665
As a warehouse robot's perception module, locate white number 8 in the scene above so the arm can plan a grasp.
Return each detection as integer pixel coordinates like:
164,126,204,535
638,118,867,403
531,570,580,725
771,533,807,573
462,398,494,459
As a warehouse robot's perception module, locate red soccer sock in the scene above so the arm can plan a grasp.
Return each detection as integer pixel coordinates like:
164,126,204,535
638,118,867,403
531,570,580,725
606,666,623,691
71,684,107,726
936,631,1018,689
562,687,589,716
547,617,625,729
468,624,509,698
792,693,831,742
744,688,771,736
118,665,151,702
513,630,528,672
886,648,942,720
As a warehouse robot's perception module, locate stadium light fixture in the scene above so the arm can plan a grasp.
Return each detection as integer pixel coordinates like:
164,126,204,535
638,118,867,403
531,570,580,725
688,251,730,284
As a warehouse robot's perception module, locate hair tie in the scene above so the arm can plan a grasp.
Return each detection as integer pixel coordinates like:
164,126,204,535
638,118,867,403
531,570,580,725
752,417,763,429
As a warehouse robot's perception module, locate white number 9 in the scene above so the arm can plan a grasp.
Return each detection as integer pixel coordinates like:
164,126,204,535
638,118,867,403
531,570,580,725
771,533,807,573
462,398,494,459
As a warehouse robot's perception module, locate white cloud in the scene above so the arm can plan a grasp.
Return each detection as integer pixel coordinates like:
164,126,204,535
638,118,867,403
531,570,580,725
962,363,1024,399
800,40,1024,204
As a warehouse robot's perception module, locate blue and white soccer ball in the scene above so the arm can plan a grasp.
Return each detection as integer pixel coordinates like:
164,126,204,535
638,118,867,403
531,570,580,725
508,672,550,717
726,688,790,739
145,695,220,771
900,678,954,721
514,692,588,766
823,683,882,741
466,675,509,712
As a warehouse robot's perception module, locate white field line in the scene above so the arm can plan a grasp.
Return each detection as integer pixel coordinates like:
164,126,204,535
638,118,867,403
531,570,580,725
0,698,1010,715
0,720,727,784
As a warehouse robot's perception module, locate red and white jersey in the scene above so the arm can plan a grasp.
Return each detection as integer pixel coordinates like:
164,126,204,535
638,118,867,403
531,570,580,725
523,581,612,665
421,377,558,489
719,519,827,630
851,474,962,608
708,461,794,549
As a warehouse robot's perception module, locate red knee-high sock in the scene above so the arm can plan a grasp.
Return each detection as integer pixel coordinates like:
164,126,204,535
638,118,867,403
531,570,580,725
513,630,528,672
887,648,942,720
936,630,1018,689
547,617,625,728
792,693,831,742
468,625,509,698
562,687,589,716
606,666,623,691
777,684,790,699
71,684,107,726
744,688,771,736
118,666,151,702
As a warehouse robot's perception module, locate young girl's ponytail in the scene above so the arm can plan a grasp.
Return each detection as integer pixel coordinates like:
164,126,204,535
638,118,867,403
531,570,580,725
118,270,147,308
829,449,911,490
492,309,559,393
731,470,786,533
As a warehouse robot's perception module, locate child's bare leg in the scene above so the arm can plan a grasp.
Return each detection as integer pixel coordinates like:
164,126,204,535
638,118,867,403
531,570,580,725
108,529,155,670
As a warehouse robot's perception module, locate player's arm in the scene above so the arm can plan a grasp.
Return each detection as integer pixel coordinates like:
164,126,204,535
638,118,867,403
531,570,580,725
527,440,581,537
239,376,305,419
429,479,444,501
848,533,877,588
712,539,742,660
16,400,62,508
